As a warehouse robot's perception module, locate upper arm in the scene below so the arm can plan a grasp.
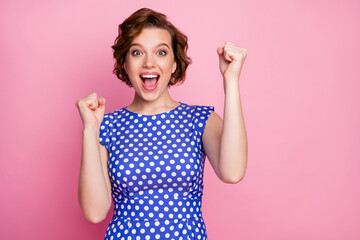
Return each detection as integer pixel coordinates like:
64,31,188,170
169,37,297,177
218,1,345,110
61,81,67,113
202,111,223,179
99,143,112,205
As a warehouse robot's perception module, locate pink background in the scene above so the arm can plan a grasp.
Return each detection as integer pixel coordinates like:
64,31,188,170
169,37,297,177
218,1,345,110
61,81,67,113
1,0,359,239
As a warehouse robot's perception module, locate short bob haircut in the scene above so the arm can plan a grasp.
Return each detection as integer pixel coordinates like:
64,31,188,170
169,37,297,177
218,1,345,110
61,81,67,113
111,8,192,87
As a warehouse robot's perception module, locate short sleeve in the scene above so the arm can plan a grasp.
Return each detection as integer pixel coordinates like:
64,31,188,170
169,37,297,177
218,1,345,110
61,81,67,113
99,113,111,150
194,105,215,136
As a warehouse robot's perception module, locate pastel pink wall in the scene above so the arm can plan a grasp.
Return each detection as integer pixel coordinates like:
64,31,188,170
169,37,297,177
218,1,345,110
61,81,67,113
1,0,359,239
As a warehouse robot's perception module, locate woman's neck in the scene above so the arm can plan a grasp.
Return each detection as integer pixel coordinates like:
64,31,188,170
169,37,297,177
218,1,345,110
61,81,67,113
126,89,180,115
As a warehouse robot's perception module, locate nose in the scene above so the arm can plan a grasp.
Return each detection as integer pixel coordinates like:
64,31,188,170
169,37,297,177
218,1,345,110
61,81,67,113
143,54,155,68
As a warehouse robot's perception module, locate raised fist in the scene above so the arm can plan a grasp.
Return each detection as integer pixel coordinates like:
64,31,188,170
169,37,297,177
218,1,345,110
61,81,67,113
75,93,106,130
217,42,247,80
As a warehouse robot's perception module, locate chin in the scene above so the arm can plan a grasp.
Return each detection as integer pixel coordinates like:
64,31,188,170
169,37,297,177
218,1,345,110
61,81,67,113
136,89,161,102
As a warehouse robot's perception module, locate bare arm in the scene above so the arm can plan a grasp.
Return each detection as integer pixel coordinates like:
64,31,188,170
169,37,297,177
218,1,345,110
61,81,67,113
76,93,112,223
203,42,248,184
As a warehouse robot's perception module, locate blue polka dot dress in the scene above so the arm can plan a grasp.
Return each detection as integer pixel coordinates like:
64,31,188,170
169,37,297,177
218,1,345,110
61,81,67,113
99,102,214,240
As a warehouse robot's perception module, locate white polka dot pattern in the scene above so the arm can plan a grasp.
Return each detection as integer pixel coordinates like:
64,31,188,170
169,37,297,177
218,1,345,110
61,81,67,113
99,102,214,240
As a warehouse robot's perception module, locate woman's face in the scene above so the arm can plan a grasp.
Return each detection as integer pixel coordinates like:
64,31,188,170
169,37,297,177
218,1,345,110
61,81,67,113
124,27,177,102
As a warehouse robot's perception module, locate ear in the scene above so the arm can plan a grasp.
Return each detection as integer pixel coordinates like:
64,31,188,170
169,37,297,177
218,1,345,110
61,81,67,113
123,62,127,73
122,55,129,73
171,61,177,74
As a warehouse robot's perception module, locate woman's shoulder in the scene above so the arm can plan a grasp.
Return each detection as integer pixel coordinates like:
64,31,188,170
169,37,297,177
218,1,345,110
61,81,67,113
102,103,214,121
104,106,127,115
181,102,214,110
182,102,215,113
102,106,128,122
179,102,215,123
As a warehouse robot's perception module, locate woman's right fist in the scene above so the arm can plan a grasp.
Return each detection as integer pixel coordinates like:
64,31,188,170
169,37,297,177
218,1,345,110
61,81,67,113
75,93,106,130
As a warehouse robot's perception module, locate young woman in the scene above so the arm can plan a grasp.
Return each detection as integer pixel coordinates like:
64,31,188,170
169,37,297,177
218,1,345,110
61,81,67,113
76,8,248,240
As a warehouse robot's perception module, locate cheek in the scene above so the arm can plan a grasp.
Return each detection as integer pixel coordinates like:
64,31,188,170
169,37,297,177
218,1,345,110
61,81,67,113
124,60,137,75
160,58,176,72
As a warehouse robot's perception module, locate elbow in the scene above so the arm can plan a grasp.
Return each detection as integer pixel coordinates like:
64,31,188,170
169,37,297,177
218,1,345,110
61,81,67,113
83,211,107,224
218,153,247,184
220,168,246,184
221,174,245,184
79,199,111,224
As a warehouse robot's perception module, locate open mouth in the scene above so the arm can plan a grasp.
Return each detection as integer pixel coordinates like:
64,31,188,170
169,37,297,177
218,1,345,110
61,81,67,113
140,73,160,90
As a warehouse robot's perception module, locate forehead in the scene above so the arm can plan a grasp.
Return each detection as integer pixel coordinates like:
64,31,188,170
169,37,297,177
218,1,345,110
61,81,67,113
131,27,172,48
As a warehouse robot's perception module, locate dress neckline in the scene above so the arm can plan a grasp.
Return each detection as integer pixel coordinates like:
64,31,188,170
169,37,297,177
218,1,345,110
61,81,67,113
123,101,183,117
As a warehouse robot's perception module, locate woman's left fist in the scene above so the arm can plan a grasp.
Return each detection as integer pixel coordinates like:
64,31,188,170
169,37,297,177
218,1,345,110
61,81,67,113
217,42,247,80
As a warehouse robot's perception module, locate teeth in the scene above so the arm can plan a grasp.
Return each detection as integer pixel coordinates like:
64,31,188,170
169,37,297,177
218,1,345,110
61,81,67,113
141,74,159,78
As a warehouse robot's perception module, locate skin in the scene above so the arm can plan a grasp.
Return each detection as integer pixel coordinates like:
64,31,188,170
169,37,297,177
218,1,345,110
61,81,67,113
75,27,248,223
203,42,248,183
123,28,178,114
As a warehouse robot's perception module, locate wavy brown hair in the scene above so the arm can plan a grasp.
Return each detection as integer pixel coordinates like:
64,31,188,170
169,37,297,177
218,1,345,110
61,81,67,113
111,8,192,87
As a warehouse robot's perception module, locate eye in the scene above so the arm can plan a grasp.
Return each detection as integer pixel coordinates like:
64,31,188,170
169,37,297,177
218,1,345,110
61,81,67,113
157,50,167,56
131,50,142,56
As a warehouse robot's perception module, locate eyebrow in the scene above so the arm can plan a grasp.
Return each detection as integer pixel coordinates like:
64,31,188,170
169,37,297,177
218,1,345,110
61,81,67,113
129,43,170,49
